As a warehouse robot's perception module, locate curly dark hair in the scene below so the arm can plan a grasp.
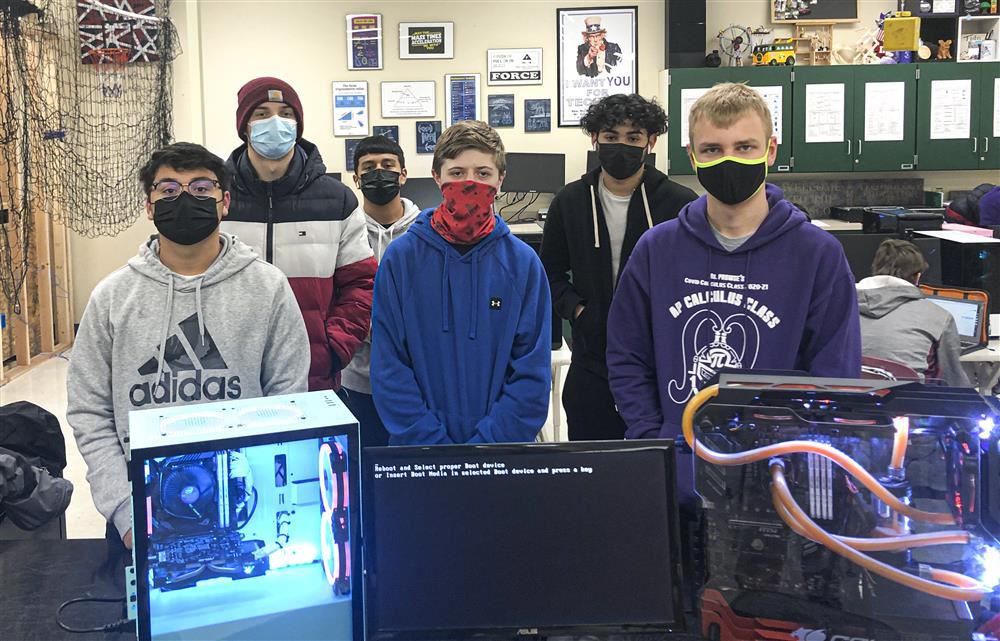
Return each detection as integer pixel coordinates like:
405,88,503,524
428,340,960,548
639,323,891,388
579,94,667,137
139,142,230,196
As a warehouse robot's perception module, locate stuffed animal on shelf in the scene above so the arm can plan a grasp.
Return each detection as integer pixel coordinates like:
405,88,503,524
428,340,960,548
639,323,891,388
938,39,953,60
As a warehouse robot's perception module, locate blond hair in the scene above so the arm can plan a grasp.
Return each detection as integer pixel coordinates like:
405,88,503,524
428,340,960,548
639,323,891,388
688,82,773,145
432,120,506,175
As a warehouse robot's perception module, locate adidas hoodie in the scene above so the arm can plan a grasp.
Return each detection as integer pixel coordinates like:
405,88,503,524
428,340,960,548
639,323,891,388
341,198,422,395
67,233,309,537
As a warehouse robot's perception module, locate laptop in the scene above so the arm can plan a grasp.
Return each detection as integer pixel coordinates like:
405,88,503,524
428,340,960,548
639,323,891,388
926,295,988,355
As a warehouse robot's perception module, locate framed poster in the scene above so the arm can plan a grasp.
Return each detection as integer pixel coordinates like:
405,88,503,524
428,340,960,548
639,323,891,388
345,138,363,172
399,22,454,59
556,6,638,127
380,81,436,118
488,95,515,128
525,99,551,132
416,121,443,154
445,73,481,128
373,125,399,142
332,81,368,137
487,48,543,85
346,14,382,70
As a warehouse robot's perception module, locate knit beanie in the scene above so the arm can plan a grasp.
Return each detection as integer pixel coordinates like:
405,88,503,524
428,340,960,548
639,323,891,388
236,77,303,141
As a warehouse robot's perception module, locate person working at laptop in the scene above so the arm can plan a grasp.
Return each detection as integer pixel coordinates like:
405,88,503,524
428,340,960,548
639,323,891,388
857,239,970,387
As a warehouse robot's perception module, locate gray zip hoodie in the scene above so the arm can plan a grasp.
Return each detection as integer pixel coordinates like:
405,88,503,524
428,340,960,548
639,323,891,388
67,233,309,537
342,197,421,394
856,275,970,387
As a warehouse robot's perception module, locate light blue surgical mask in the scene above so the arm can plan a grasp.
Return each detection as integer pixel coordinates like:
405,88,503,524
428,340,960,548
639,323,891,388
249,114,297,160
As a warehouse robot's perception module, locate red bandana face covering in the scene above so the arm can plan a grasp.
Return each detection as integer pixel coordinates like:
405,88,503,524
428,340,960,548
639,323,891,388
431,180,498,244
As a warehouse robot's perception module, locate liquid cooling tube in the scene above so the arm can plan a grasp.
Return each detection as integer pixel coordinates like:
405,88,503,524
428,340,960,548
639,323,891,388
774,497,969,551
681,385,954,525
770,461,987,602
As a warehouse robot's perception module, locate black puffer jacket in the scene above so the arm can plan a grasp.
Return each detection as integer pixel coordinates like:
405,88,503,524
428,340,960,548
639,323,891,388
0,402,73,530
946,183,995,226
540,165,697,377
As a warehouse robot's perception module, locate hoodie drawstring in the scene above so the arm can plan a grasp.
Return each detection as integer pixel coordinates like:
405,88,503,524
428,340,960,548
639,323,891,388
194,278,206,346
154,275,175,387
590,185,600,249
469,251,480,340
640,182,653,229
441,251,451,333
376,226,386,259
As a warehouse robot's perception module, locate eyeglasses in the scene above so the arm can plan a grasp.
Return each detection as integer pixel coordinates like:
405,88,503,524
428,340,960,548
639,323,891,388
150,179,221,201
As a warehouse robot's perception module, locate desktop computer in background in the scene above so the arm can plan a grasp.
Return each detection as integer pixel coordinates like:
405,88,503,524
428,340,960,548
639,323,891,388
128,392,362,641
399,177,443,210
362,441,685,639
502,152,567,195
916,231,1000,314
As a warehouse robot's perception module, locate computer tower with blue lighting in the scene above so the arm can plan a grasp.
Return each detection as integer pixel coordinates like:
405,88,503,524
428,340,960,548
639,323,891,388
128,391,361,641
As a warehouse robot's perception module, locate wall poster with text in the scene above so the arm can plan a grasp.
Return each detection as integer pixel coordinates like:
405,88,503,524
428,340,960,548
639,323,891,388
556,6,637,127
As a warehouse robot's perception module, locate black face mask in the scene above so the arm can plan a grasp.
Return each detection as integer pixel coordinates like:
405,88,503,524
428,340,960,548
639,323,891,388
597,142,646,180
359,169,401,206
153,192,221,246
694,158,768,206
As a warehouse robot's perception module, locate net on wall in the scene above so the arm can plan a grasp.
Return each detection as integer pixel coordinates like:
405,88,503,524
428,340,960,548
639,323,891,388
0,0,177,313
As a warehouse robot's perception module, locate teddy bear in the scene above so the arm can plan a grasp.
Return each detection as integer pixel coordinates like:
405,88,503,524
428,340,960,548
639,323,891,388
937,39,953,60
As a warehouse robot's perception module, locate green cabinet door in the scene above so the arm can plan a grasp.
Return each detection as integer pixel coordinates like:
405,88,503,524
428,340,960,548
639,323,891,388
852,65,918,172
916,63,981,170
979,62,1000,170
667,68,730,176
731,66,794,173
791,66,855,173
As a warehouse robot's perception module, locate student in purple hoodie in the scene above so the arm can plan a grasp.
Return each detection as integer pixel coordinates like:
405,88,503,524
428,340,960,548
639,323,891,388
607,82,861,491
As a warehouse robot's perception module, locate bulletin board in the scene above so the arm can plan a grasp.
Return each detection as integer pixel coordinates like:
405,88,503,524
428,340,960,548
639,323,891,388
771,0,859,23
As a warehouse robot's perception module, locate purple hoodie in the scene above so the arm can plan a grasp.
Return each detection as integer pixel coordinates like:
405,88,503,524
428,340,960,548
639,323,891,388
607,185,861,489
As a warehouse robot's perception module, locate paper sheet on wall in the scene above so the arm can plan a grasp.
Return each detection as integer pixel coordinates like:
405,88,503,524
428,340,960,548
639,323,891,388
994,77,1000,138
679,87,710,147
752,86,784,145
864,82,906,142
930,79,972,140
805,83,845,143
932,0,956,12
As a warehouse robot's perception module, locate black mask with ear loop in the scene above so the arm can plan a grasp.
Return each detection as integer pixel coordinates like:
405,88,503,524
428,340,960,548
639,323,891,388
359,169,402,206
597,142,647,180
153,192,221,245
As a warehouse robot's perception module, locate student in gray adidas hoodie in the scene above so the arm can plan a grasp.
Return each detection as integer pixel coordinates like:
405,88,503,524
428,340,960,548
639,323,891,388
340,136,421,448
857,239,970,387
67,143,309,550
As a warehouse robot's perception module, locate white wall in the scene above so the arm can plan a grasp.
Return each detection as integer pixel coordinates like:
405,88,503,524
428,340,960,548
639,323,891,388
69,0,998,321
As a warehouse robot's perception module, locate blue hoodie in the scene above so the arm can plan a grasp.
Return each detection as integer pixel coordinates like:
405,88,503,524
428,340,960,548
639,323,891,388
371,209,552,445
608,184,861,447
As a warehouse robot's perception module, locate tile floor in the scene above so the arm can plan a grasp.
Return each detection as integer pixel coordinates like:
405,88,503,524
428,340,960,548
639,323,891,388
0,348,570,540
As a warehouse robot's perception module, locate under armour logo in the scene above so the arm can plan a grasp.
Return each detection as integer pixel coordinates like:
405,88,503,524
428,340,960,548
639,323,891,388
489,297,502,310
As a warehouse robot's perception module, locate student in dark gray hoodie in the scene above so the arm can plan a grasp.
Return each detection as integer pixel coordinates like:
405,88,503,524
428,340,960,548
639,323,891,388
857,239,970,387
67,143,309,551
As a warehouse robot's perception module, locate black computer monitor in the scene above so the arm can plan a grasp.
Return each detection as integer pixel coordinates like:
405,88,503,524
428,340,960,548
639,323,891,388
587,150,656,172
399,177,442,210
326,172,342,182
362,440,684,640
836,233,942,284
502,152,566,194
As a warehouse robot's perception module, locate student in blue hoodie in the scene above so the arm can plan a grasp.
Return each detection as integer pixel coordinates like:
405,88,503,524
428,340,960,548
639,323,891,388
607,82,861,486
370,120,552,445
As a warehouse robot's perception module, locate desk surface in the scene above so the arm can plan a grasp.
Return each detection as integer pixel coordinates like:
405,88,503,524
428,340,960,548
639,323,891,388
0,539,134,641
960,339,1000,363
1,538,702,641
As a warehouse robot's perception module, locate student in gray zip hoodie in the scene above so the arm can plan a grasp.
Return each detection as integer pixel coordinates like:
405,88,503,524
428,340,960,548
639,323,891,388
857,239,970,387
340,136,421,448
67,143,309,549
